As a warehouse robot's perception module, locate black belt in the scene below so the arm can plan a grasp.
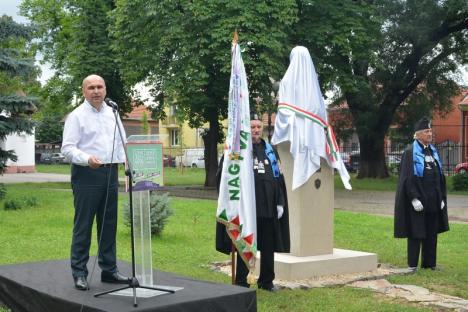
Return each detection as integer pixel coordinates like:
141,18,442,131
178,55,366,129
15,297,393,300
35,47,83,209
99,163,118,168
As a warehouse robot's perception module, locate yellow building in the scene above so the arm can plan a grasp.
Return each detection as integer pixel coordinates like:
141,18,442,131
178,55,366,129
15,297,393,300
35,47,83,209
158,105,206,157
143,103,276,160
158,104,277,159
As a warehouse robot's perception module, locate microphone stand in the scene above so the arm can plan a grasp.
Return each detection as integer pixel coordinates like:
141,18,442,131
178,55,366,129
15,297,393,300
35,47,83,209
94,103,175,307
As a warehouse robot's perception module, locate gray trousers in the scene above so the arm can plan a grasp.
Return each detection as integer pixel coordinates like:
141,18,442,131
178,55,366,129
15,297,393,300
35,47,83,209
70,164,119,278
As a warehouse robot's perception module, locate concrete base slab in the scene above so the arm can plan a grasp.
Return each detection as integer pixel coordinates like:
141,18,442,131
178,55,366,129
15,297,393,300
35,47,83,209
256,248,378,280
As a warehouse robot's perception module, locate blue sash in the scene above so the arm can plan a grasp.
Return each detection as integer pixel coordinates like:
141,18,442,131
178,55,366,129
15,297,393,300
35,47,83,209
265,142,280,178
412,140,442,177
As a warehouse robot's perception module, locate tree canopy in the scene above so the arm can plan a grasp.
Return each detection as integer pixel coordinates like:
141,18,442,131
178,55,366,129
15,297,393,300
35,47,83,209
111,0,298,186
18,0,468,181
296,0,467,178
0,15,38,173
20,0,134,115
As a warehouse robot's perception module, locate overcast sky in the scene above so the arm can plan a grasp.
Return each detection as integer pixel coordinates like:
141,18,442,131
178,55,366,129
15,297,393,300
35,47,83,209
1,0,27,23
2,0,467,87
1,0,53,84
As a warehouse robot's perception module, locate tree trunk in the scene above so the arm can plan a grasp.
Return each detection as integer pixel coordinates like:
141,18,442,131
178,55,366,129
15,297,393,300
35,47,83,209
203,117,220,187
346,89,393,179
357,133,389,179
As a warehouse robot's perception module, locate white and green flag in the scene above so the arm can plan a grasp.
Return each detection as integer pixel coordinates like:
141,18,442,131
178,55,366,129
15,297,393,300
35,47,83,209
216,38,256,269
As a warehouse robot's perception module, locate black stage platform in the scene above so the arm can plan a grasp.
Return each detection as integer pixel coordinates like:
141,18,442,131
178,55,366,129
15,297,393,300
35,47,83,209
0,258,256,312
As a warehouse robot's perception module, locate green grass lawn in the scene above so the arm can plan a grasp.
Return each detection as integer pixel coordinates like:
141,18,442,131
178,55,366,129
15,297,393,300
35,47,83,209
36,164,467,194
36,164,206,186
37,164,401,190
2,183,467,311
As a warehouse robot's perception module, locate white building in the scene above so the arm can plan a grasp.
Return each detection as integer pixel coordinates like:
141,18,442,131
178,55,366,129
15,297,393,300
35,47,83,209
1,130,36,173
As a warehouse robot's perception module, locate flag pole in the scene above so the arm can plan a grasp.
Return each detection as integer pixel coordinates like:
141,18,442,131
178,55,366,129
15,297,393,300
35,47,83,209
230,29,238,286
231,243,236,285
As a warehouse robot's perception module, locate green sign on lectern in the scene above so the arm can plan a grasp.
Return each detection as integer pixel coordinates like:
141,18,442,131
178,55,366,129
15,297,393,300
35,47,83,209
126,136,163,191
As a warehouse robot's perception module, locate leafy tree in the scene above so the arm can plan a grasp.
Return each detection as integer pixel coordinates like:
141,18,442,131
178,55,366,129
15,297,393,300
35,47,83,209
141,111,149,135
20,0,134,114
32,75,75,143
35,114,63,143
295,0,467,178
111,0,297,186
0,15,37,174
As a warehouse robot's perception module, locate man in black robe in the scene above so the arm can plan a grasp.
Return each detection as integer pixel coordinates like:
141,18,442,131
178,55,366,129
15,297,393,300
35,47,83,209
216,113,290,291
394,117,449,271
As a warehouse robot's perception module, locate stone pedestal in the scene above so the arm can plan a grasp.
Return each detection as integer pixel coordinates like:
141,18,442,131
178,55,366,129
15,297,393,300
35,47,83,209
255,142,377,280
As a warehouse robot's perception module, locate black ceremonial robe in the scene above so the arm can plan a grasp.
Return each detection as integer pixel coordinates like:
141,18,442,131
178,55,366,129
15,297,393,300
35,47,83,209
215,142,290,255
394,145,449,239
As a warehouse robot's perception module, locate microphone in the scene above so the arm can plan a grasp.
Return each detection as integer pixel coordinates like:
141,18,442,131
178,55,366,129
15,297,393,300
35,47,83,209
105,98,118,110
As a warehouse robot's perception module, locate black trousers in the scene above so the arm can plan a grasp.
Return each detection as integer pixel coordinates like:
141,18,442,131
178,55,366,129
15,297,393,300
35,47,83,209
407,212,439,268
236,218,275,288
70,165,119,278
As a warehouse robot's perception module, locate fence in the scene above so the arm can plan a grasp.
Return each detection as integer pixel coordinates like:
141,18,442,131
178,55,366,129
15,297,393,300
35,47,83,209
340,142,467,176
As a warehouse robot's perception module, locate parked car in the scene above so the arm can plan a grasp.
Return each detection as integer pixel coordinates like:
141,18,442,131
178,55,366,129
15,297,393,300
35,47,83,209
39,153,53,164
50,153,66,163
386,154,402,165
40,152,66,164
348,151,360,173
189,156,205,168
340,151,359,173
163,154,176,167
455,162,468,174
181,148,205,168
386,154,402,174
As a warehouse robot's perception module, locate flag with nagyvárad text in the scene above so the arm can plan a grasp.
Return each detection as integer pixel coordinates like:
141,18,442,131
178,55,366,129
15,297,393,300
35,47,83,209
216,40,256,269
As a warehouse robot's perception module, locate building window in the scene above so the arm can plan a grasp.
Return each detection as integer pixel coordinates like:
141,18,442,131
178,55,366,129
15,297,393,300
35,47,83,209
169,105,178,116
171,129,180,146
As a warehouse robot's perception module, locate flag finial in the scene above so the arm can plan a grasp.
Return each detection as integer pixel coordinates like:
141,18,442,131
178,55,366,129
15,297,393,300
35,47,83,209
232,30,238,44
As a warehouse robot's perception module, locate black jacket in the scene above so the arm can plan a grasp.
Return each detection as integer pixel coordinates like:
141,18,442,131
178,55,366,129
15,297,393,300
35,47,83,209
215,140,290,254
394,144,449,239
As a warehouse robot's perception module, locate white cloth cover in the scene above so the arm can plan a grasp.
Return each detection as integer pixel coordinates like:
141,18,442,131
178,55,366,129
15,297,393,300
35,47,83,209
217,41,257,269
271,46,351,190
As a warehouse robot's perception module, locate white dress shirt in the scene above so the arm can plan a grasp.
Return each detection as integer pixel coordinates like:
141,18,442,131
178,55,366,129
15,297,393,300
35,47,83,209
61,100,127,165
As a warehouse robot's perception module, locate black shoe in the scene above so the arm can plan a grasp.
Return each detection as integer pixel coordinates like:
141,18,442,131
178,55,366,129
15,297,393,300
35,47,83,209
426,266,442,271
258,284,280,292
235,281,250,288
74,276,89,290
101,271,130,284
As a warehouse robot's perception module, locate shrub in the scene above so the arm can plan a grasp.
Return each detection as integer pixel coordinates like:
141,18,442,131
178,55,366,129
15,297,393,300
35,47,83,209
24,196,38,207
3,196,38,211
4,199,23,210
0,183,6,200
452,173,468,191
123,192,173,236
388,163,400,175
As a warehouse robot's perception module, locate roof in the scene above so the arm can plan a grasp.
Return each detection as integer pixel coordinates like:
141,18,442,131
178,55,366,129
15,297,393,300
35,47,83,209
124,105,155,121
459,90,468,106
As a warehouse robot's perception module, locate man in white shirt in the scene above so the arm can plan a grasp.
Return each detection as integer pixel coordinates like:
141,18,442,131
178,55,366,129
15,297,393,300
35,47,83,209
62,74,128,290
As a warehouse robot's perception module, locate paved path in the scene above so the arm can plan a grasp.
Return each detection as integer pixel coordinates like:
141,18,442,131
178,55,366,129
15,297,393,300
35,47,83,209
2,173,468,222
335,189,468,223
0,172,71,183
156,186,468,222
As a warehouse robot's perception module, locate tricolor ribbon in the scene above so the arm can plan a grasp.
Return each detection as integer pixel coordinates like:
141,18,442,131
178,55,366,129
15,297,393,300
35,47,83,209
278,102,339,161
